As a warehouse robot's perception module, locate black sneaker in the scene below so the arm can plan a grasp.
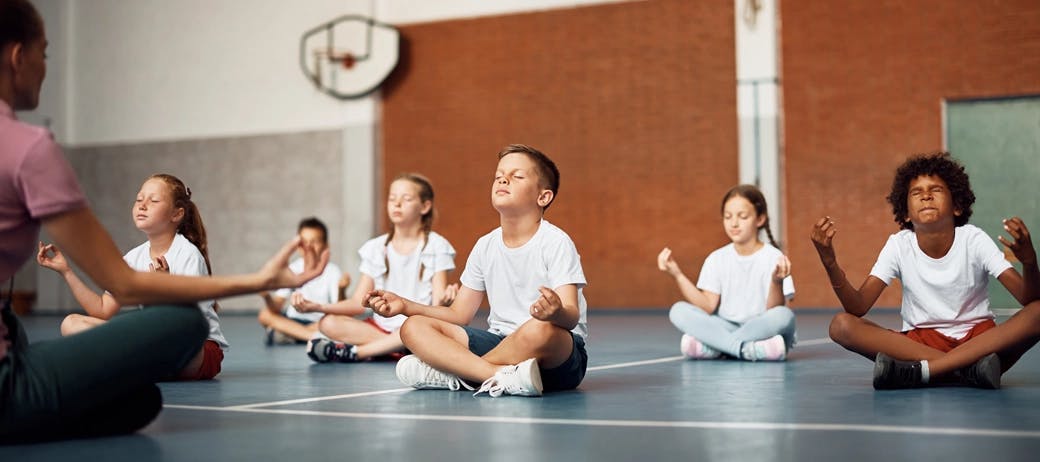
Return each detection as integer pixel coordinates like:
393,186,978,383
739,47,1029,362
873,352,924,390
958,353,1001,389
306,338,358,363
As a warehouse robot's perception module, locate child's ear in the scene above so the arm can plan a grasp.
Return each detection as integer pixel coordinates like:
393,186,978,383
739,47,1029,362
755,214,767,228
954,208,962,217
537,190,554,208
172,207,185,223
421,200,432,215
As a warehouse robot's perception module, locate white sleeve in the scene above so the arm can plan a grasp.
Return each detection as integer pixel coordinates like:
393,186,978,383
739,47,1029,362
431,235,457,272
358,239,386,278
973,230,1014,278
459,239,487,292
869,236,900,285
327,264,344,302
782,275,795,300
546,236,586,289
695,251,721,295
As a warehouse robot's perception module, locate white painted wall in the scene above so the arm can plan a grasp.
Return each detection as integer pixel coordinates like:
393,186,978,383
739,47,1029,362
24,0,631,147
734,0,782,245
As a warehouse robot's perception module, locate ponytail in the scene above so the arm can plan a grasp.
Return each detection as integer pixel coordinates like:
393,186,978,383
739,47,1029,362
149,174,212,275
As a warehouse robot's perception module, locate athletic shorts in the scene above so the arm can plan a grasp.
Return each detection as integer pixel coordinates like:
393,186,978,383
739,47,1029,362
462,326,588,392
181,340,223,380
901,319,996,352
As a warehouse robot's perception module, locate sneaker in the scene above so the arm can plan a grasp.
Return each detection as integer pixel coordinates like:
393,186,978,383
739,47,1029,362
680,335,722,359
474,358,544,397
872,352,924,390
306,338,358,363
958,353,1001,389
741,335,787,361
265,327,297,346
395,354,474,391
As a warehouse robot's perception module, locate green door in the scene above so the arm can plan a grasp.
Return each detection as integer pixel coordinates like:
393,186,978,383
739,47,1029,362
946,96,1040,310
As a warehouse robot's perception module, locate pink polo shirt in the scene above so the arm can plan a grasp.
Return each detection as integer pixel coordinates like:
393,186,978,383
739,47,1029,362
0,100,86,282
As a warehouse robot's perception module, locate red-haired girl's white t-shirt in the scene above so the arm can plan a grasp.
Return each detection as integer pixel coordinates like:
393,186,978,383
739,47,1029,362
123,233,229,350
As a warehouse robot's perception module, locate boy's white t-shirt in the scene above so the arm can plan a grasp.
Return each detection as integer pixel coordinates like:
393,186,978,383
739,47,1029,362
275,260,343,323
122,233,230,350
359,231,456,331
870,224,1012,339
460,220,588,340
696,243,795,324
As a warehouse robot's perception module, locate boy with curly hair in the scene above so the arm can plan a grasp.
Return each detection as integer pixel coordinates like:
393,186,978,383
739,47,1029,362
811,152,1040,389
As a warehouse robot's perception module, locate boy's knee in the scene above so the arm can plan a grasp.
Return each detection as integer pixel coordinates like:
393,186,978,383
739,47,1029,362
829,312,857,344
399,315,433,346
515,320,565,349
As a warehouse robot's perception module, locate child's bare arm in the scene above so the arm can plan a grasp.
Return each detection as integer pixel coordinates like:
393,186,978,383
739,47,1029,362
811,216,885,316
657,247,720,313
365,285,482,326
765,254,791,308
530,285,580,330
295,274,374,316
997,217,1040,304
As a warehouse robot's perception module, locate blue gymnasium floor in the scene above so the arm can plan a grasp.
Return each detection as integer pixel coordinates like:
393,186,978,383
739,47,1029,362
5,309,1040,461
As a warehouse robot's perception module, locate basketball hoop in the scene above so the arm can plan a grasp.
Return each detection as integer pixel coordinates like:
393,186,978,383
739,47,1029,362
300,15,399,100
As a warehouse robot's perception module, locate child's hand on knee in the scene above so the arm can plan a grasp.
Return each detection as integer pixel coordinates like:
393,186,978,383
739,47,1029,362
291,292,321,313
530,287,563,321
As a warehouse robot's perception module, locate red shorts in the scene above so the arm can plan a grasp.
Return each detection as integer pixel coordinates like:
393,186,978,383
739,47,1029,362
181,340,224,380
364,317,392,334
902,319,996,352
363,317,407,360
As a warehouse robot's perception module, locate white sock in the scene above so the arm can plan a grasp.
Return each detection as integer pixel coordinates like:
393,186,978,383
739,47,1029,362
920,360,930,384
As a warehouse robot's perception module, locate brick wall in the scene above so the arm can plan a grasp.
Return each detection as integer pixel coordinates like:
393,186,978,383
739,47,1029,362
781,0,1040,307
382,0,737,308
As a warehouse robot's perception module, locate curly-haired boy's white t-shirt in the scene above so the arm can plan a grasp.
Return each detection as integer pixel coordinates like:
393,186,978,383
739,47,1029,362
460,220,588,340
358,231,456,332
869,224,1012,339
122,233,229,350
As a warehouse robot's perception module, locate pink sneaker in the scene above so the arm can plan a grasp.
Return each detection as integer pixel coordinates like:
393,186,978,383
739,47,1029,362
742,335,787,361
680,335,721,359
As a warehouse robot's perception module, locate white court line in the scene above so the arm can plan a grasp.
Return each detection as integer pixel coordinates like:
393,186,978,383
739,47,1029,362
586,356,684,371
161,405,1040,439
796,337,833,346
223,388,414,410
176,337,832,410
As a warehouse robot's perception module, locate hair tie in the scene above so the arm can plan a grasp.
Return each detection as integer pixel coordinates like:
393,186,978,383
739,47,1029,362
186,187,192,199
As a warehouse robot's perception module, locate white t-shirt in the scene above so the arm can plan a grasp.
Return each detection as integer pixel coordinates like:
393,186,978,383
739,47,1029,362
275,260,343,323
460,220,588,340
870,224,1012,339
122,233,229,350
696,243,795,324
359,231,456,331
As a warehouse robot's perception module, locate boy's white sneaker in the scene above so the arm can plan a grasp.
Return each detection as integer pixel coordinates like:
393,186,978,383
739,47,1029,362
395,355,474,391
474,358,544,397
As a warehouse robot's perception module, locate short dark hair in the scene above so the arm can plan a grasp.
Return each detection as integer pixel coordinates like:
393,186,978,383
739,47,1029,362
297,217,329,243
887,152,974,230
497,144,560,210
0,0,44,51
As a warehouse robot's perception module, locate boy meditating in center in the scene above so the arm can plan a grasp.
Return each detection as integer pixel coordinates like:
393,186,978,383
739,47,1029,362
365,144,588,397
